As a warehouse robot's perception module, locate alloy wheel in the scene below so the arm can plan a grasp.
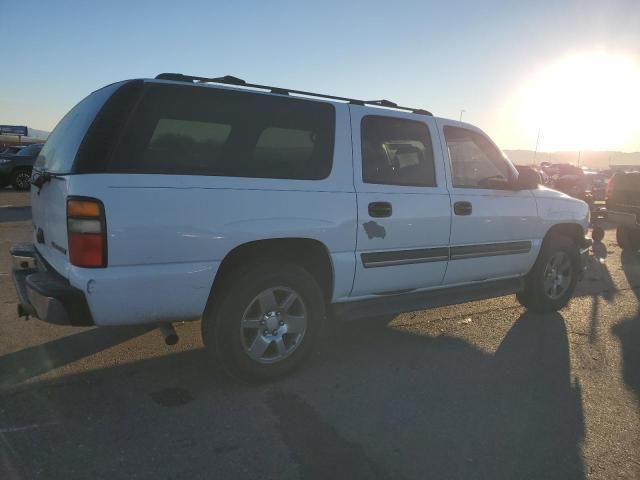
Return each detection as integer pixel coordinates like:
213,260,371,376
240,286,307,364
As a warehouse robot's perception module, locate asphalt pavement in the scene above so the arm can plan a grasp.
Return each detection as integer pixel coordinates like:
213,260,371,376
0,189,638,479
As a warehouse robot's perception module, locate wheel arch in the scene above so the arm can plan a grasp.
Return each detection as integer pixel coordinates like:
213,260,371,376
542,223,585,249
211,237,334,305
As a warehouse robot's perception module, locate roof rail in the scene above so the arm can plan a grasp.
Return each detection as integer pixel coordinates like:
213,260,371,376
154,73,433,116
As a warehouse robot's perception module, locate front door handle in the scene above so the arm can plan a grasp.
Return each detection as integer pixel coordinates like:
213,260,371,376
368,202,392,218
454,201,472,216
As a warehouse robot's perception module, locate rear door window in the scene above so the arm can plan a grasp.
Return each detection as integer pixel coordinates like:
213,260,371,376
110,84,335,180
361,116,436,187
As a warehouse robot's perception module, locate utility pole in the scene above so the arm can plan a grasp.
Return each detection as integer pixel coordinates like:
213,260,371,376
532,128,541,165
459,109,465,121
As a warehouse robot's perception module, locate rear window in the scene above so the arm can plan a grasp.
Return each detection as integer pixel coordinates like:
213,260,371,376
109,84,335,180
361,116,436,187
613,172,640,191
35,82,124,173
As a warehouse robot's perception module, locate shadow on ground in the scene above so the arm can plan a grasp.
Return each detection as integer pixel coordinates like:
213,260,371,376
0,326,153,389
614,250,640,399
0,206,31,223
0,312,585,480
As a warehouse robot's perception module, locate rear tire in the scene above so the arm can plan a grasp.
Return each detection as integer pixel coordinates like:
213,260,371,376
11,168,32,191
517,235,579,313
202,262,325,382
616,226,640,251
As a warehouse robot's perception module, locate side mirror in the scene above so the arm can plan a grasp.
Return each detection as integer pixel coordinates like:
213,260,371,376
513,166,540,190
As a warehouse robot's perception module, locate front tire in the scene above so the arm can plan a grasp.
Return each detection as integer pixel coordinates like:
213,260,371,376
202,262,325,382
517,235,579,313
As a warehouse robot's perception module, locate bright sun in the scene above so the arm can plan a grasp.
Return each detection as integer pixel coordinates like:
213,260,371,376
511,52,640,152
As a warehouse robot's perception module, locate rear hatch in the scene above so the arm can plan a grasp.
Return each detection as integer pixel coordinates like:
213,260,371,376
608,172,640,220
31,81,141,277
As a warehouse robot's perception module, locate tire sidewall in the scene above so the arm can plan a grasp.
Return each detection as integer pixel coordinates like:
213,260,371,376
205,263,325,382
617,226,640,251
527,235,580,312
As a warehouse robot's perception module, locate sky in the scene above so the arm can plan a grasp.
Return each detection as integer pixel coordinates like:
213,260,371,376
1,0,639,152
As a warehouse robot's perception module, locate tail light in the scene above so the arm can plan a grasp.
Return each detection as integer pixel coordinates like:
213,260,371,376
604,177,614,203
67,197,107,267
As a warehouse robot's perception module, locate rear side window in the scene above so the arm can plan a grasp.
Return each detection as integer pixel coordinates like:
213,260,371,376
110,84,335,180
35,82,124,173
361,116,436,187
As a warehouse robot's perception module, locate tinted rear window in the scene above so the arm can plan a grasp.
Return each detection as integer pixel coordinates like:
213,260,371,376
35,82,124,173
613,172,640,190
109,84,335,180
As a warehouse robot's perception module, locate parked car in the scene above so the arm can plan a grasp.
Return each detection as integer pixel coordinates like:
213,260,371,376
583,171,608,201
11,74,591,381
606,172,640,250
544,163,584,178
553,174,594,207
1,145,26,155
0,143,44,190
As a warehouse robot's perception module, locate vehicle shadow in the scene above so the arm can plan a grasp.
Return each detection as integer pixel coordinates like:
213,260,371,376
0,206,31,223
613,250,640,399
0,326,153,390
0,312,585,480
575,239,616,344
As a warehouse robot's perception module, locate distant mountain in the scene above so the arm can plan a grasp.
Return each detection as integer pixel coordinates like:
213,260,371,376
504,150,640,171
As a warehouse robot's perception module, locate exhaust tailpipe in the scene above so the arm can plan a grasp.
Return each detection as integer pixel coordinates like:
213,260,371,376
158,323,178,346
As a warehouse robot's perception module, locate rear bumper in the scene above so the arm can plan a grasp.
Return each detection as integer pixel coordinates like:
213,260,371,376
10,243,93,326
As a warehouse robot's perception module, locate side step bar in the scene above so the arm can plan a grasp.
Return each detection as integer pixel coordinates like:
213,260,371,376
333,277,524,321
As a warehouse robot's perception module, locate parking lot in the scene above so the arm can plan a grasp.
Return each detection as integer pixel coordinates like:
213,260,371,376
0,189,638,479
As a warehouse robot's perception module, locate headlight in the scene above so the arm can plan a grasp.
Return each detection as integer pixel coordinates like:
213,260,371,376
0,158,12,165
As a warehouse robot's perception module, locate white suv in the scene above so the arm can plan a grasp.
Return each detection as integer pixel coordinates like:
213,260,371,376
11,73,591,381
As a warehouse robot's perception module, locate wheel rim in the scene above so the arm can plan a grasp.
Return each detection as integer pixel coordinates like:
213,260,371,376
543,251,573,300
15,172,31,190
240,286,307,364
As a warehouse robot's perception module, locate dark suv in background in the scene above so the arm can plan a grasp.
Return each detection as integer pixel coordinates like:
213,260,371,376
606,171,640,250
0,143,43,190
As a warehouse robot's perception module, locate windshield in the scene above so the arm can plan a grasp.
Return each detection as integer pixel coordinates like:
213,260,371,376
16,144,41,156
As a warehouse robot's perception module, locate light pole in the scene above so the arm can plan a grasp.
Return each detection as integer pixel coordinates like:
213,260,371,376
532,128,541,165
459,109,465,121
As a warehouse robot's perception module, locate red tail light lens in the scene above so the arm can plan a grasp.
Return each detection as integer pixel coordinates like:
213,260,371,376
67,198,107,267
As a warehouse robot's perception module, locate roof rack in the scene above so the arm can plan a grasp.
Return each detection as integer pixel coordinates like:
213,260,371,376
155,73,433,116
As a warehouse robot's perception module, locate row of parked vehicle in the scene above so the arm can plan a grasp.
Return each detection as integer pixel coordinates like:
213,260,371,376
523,162,610,210
0,143,44,190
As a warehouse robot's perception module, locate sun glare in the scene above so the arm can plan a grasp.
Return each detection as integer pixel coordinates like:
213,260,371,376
511,52,640,152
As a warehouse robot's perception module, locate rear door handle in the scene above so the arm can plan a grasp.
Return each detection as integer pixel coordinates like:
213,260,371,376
368,202,392,218
454,201,472,216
